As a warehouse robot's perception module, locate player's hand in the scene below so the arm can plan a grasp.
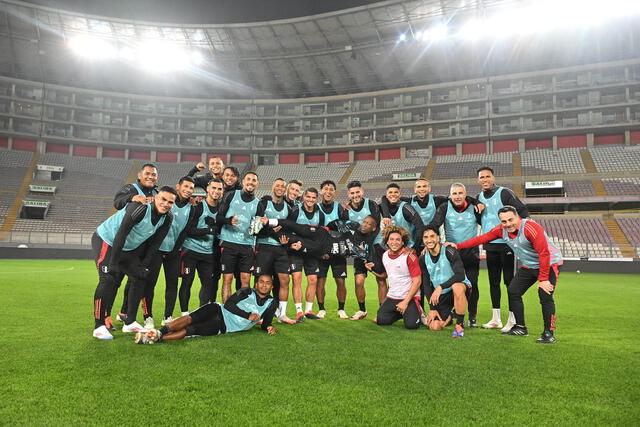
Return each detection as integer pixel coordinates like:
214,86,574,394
343,200,352,210
426,310,441,325
443,241,458,249
230,214,239,226
400,247,415,256
278,235,290,245
382,218,392,227
290,241,302,251
266,325,276,335
190,196,200,206
475,203,485,214
260,216,269,225
248,313,260,322
364,261,375,271
538,280,554,295
396,300,409,314
421,246,427,256
321,254,330,260
131,195,148,204
273,226,282,233
429,286,443,305
196,162,206,171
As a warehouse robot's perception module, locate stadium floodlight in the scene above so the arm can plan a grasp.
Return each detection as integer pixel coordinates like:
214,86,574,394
424,24,448,42
68,37,117,60
398,33,407,42
457,19,485,41
191,51,205,65
414,31,423,40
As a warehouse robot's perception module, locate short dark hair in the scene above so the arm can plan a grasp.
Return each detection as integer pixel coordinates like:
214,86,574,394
288,179,303,187
223,166,239,177
158,186,178,197
207,178,223,186
320,180,336,190
244,171,258,179
274,177,286,183
498,205,518,215
364,215,377,227
477,166,495,175
140,163,157,171
386,183,400,190
304,187,318,196
347,180,362,189
422,225,439,236
178,176,195,185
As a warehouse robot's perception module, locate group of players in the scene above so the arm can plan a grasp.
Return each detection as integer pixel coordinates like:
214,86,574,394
91,156,563,345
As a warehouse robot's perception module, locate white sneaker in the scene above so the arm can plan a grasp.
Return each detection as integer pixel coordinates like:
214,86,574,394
93,325,113,340
482,319,503,329
122,321,146,333
337,309,349,319
181,311,189,317
317,309,327,319
161,316,173,326
277,315,296,325
350,310,368,320
501,312,516,334
144,317,155,330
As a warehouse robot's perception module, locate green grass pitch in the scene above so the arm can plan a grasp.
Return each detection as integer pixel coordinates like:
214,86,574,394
1,259,638,425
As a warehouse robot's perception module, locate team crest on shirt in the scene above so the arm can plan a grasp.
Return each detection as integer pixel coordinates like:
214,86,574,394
101,265,109,273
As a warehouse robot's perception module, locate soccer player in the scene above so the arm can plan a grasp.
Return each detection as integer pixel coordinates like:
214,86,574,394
419,226,470,338
344,180,385,320
427,183,481,328
179,178,224,314
369,226,422,330
187,156,225,190
379,183,423,249
476,166,530,331
135,274,278,344
289,187,325,321
217,172,260,302
254,178,298,325
113,163,158,210
119,176,197,329
316,180,350,319
221,166,242,193
450,206,562,343
92,186,176,339
285,179,303,208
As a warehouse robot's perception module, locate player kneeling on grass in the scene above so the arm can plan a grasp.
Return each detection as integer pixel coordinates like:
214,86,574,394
135,274,278,344
419,226,470,338
449,206,562,343
367,226,423,329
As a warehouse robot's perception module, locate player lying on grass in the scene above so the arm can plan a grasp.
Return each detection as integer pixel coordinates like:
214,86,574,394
448,206,562,343
135,274,277,344
419,226,470,338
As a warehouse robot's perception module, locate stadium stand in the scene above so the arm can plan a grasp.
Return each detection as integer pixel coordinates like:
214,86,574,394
601,178,640,195
563,180,596,197
535,216,622,258
347,158,428,183
589,145,640,172
254,162,350,188
0,148,34,228
430,153,513,180
521,148,586,175
616,218,640,256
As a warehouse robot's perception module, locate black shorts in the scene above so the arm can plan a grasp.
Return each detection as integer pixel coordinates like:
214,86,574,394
354,258,368,276
185,303,227,336
289,253,320,276
318,256,347,279
429,290,454,321
220,241,255,274
254,244,290,276
370,244,386,275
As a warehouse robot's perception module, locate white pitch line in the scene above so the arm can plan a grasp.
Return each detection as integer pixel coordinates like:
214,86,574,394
0,267,76,274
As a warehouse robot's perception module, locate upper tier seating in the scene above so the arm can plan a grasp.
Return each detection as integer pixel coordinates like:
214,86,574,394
348,157,428,183
589,145,640,172
431,152,512,180
521,148,585,175
255,162,350,188
534,216,621,258
601,178,640,195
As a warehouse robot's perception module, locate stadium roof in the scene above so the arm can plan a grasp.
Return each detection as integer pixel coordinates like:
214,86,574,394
0,0,637,98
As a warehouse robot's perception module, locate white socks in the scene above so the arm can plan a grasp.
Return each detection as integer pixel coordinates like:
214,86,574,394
305,302,314,313
492,308,501,321
279,301,288,317
295,303,303,313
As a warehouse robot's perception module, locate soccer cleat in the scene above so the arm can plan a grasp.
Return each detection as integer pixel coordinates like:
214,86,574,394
468,317,478,328
452,324,465,338
181,311,189,317
122,321,146,333
500,321,516,334
505,325,529,336
105,317,116,331
317,309,327,319
337,309,349,319
161,316,174,326
305,311,321,320
536,330,556,344
295,312,305,323
482,319,503,329
93,325,114,340
350,310,368,321
116,313,126,322
144,317,155,330
277,315,296,325
249,216,264,235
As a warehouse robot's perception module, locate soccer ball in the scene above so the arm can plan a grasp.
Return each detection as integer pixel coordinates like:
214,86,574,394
576,270,581,274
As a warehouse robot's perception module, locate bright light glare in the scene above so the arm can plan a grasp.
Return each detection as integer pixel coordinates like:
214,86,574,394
457,19,484,40
191,51,204,65
68,37,117,59
425,24,448,42
398,33,407,42
137,42,190,71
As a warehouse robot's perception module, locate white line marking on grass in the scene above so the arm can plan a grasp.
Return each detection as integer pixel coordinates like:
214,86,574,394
0,267,76,274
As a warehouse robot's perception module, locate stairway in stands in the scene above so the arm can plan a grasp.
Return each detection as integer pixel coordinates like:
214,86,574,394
338,163,356,185
105,161,140,218
603,217,635,258
423,158,436,180
580,150,608,196
511,153,524,197
1,151,40,232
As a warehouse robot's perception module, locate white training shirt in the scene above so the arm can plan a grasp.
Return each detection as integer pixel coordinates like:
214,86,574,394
382,250,421,300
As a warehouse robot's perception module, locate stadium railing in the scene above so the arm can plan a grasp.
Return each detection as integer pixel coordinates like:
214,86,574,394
0,231,93,246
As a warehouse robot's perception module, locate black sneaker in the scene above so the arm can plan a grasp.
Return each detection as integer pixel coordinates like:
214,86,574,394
468,317,478,328
304,311,321,320
506,325,529,336
536,330,556,344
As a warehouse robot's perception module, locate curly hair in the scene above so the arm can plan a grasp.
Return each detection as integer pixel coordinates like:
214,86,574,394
383,225,409,246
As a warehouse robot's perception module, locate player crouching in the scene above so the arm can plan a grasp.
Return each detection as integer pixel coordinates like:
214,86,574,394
135,275,277,344
419,226,471,338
